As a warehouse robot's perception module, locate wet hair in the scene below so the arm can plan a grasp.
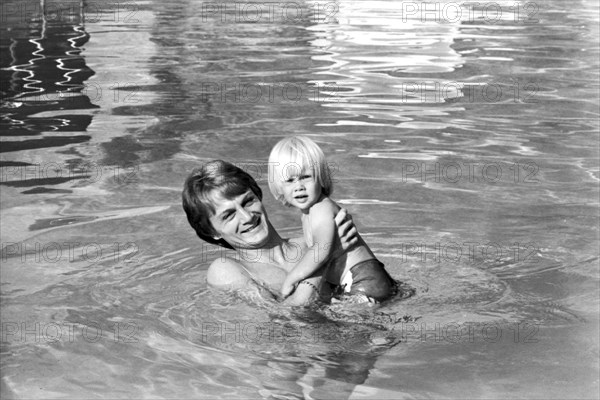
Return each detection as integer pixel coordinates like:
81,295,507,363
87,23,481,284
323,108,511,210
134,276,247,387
182,160,262,249
268,136,332,206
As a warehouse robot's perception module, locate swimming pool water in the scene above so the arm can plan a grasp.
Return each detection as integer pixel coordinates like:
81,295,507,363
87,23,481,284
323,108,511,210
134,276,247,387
1,0,599,398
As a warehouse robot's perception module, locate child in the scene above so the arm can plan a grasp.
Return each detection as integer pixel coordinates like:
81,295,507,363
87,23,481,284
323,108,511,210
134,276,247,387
268,136,396,302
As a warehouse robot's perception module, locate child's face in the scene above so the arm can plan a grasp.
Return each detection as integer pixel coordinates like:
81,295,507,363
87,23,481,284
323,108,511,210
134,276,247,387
280,165,322,211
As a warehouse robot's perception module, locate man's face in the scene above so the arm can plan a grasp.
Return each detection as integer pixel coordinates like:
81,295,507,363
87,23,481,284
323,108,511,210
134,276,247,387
207,189,271,249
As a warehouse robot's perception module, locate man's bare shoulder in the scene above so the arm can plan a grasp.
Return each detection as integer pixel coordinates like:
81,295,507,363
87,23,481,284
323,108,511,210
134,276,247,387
207,257,251,289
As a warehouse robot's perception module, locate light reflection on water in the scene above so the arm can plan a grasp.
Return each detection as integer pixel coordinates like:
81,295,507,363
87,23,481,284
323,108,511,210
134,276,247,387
1,0,599,398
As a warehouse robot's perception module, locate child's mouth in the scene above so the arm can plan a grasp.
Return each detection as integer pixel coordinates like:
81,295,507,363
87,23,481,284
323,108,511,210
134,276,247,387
294,195,308,202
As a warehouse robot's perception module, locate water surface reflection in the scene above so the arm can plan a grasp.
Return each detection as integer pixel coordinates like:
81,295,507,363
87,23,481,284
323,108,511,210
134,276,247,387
0,0,598,398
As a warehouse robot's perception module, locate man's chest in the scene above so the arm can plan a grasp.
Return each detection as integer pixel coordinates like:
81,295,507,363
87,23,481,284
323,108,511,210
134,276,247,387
244,262,288,288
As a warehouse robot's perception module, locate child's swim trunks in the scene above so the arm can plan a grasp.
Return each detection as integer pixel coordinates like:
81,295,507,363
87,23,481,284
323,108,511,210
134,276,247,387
338,259,396,302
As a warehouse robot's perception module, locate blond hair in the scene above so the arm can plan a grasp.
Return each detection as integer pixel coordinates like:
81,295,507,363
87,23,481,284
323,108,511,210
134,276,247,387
268,136,333,206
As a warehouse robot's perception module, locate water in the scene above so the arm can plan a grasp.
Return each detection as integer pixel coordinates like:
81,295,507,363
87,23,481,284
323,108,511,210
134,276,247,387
1,0,598,398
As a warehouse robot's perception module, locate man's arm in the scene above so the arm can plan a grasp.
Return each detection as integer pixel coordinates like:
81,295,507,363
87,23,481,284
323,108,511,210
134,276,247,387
281,203,337,298
335,208,358,253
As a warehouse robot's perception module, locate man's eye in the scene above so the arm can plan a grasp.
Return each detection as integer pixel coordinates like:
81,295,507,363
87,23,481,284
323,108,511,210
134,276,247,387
222,212,234,221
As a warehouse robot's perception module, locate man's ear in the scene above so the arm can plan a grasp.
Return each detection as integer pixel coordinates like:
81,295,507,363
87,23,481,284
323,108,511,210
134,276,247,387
209,228,221,240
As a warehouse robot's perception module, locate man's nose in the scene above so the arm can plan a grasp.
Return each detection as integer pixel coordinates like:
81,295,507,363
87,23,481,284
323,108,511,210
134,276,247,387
238,207,253,223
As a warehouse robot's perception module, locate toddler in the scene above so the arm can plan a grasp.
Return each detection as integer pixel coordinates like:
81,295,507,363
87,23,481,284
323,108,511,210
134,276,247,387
268,136,396,302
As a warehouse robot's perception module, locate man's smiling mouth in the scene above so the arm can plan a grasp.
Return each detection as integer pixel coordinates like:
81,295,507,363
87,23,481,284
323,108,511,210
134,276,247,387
242,216,261,233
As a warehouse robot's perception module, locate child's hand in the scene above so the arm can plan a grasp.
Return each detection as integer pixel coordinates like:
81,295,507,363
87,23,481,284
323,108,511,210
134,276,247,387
281,279,296,299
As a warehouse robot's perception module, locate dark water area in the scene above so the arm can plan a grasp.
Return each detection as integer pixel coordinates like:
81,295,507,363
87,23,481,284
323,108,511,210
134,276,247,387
1,0,599,398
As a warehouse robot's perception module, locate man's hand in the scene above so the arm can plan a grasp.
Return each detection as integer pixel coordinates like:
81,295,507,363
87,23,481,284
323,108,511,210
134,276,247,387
335,208,358,251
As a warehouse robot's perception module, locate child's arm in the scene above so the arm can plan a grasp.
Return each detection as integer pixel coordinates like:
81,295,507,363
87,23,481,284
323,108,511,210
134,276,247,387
281,202,337,298
282,276,323,306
